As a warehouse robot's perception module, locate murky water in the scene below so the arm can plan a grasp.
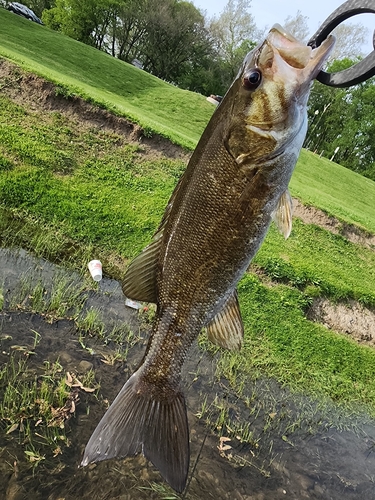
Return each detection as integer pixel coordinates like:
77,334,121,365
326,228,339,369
0,248,375,500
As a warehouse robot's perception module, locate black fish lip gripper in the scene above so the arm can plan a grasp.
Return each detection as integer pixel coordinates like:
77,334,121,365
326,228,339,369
308,0,375,87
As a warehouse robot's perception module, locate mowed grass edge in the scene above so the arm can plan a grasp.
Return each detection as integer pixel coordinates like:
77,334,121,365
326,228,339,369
0,8,214,150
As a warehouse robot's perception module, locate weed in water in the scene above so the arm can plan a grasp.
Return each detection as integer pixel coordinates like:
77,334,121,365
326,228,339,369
0,354,76,461
47,275,87,320
138,481,179,499
76,307,105,338
99,348,128,366
80,369,97,390
106,322,138,346
8,273,88,322
195,395,208,420
31,329,41,349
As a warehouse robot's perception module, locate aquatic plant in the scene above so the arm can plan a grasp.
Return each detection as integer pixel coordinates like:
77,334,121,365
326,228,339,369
0,347,99,466
8,274,88,321
0,355,72,455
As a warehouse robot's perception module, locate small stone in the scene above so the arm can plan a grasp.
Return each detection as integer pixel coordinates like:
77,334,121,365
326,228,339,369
313,483,324,495
59,351,73,364
140,468,150,481
78,360,93,372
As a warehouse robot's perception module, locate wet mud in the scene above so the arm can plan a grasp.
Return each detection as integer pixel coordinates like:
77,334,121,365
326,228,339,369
1,248,375,500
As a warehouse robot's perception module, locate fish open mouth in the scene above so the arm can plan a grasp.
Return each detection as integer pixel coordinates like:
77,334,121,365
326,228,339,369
266,23,335,73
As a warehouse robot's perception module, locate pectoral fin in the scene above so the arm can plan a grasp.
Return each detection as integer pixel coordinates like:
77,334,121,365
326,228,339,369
272,189,293,239
206,290,244,350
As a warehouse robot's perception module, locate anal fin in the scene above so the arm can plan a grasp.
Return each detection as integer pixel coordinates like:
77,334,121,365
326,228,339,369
271,189,293,239
206,289,244,350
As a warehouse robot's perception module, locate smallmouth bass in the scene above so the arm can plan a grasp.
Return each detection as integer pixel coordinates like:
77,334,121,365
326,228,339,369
82,25,334,492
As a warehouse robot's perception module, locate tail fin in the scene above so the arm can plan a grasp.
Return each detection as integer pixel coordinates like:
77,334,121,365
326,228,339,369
81,370,190,493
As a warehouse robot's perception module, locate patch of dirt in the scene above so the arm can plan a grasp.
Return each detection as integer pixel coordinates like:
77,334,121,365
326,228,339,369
293,198,375,250
307,298,375,347
0,58,190,162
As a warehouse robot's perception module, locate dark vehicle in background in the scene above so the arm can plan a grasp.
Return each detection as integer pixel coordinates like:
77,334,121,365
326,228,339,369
7,2,43,24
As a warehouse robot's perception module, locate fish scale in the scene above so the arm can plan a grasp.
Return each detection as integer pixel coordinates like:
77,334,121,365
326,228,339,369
82,24,335,493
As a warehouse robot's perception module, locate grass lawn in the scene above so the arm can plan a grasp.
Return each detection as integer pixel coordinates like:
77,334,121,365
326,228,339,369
1,8,374,233
291,150,375,234
0,8,214,150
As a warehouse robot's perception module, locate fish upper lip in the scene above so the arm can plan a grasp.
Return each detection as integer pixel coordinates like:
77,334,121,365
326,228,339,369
270,23,298,43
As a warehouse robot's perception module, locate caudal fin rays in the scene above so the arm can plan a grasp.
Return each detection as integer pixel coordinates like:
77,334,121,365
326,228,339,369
81,371,189,493
143,392,189,492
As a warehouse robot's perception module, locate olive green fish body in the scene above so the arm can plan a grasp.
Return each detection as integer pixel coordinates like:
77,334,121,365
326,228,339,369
82,25,335,493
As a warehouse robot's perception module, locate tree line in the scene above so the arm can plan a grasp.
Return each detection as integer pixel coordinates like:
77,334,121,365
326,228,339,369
305,59,375,181
21,0,260,96
9,0,375,181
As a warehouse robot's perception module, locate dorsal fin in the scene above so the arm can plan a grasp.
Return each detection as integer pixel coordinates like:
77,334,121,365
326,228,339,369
122,231,162,303
206,290,244,351
272,189,293,239
122,176,185,303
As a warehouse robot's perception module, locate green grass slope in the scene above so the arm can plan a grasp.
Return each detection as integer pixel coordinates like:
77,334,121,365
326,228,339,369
1,7,374,233
292,150,375,234
0,8,214,150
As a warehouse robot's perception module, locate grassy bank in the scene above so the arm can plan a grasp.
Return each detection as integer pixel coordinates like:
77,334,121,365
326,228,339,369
223,274,375,408
292,150,375,234
0,8,214,150
1,8,374,232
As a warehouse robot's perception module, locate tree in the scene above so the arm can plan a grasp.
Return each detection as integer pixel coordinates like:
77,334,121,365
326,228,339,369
329,22,369,61
42,0,118,49
305,59,375,181
112,0,147,61
282,10,310,42
43,0,214,89
25,0,55,18
140,0,213,85
209,0,260,88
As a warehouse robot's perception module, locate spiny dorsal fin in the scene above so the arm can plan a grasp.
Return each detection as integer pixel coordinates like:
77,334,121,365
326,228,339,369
122,176,186,303
272,189,293,239
206,290,244,351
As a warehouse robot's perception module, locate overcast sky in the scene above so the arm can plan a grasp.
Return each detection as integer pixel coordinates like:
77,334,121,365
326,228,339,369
193,0,375,53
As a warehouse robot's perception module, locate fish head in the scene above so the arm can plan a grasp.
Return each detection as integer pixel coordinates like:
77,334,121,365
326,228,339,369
223,24,335,165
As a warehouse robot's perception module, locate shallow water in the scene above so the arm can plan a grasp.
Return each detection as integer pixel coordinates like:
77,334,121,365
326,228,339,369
0,248,375,500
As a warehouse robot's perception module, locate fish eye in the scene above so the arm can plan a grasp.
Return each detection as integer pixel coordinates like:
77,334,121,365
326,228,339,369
242,69,262,90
